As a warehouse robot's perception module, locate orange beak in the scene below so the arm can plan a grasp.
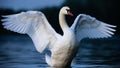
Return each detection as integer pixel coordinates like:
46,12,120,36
67,11,73,16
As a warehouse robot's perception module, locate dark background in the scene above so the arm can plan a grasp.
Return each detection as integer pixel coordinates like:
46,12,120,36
0,0,120,35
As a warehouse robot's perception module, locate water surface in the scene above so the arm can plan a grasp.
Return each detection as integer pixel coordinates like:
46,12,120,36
0,35,120,68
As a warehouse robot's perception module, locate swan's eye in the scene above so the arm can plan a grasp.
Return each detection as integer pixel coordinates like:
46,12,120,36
66,9,70,12
66,9,72,13
66,9,73,16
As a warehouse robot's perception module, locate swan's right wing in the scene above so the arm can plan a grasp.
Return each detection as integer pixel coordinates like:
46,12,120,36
2,11,61,53
71,14,116,42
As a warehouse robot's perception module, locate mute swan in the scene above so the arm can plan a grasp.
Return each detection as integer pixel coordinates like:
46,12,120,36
1,6,116,67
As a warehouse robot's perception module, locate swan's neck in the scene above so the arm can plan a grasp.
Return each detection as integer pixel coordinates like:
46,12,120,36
59,12,69,35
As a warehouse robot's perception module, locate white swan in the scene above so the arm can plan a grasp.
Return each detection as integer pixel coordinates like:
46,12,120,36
1,6,116,67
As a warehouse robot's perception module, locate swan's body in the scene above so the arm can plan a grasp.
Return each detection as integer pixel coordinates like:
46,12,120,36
1,6,116,67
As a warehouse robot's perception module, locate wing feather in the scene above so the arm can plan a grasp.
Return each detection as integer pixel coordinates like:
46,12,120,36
2,11,61,53
71,14,116,42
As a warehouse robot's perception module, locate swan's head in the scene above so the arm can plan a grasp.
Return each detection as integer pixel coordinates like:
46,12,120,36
60,6,73,16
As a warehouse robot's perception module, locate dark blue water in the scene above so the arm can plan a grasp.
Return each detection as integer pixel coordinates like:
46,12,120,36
0,35,120,68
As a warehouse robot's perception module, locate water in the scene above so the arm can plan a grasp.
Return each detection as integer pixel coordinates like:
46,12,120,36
0,35,120,68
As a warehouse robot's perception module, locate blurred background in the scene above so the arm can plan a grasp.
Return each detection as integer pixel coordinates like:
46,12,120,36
0,0,120,68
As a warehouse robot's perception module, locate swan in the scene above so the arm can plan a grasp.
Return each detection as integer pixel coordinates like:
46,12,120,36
1,6,116,67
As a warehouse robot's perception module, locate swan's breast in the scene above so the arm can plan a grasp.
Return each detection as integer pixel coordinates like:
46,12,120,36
51,31,79,66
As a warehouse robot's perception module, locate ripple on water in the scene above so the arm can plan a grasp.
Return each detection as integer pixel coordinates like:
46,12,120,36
0,35,120,68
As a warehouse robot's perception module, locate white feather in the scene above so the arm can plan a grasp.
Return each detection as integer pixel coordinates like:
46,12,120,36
71,14,116,41
45,54,52,66
2,11,61,53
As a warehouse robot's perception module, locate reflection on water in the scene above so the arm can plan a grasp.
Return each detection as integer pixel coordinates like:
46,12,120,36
0,35,120,68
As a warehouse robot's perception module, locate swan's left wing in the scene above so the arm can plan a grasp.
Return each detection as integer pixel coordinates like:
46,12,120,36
2,11,61,53
71,14,116,42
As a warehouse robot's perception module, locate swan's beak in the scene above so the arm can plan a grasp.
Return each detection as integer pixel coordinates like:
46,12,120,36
67,11,73,16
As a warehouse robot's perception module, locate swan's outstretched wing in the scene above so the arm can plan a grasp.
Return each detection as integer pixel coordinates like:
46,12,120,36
71,14,116,42
2,11,61,53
